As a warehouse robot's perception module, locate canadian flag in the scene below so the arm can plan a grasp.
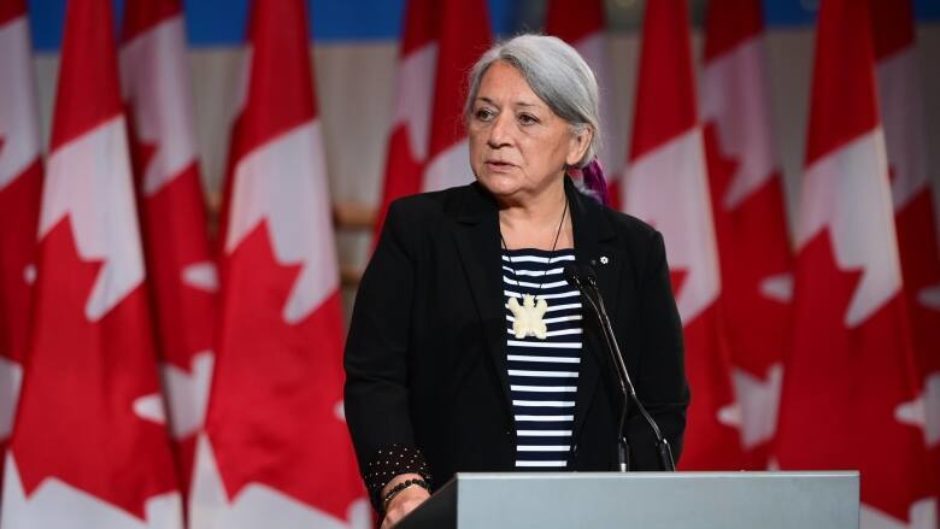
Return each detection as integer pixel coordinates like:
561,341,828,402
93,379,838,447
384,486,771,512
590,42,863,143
700,0,792,469
188,1,369,528
774,0,936,527
0,0,42,476
0,0,184,527
621,0,744,470
545,0,622,205
871,0,940,495
374,0,490,237
119,0,217,497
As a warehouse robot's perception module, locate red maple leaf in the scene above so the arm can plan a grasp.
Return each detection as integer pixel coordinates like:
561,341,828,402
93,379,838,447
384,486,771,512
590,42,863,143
777,231,929,522
207,222,363,520
11,218,179,520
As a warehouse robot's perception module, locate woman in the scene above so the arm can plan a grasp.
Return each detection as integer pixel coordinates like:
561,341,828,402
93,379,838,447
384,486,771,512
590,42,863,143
344,34,688,527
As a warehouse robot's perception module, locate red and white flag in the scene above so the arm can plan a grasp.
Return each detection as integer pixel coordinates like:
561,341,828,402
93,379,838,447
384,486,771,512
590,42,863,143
373,0,438,239
0,0,184,527
871,0,940,494
545,0,622,204
700,0,792,469
775,0,935,526
0,0,42,475
189,1,368,528
120,0,217,496
374,0,491,236
621,0,744,470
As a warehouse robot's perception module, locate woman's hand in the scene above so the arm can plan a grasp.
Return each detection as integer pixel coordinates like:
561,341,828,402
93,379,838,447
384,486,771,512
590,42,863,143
380,485,431,528
379,474,431,529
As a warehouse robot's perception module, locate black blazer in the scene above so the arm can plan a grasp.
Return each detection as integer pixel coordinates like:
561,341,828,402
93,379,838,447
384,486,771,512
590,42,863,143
344,178,689,492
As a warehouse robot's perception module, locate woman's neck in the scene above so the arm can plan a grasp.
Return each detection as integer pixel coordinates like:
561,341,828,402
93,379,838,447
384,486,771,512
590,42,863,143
498,180,572,250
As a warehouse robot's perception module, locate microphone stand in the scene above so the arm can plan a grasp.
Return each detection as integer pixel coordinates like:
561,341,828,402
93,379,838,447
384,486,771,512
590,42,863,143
572,266,676,472
574,279,631,471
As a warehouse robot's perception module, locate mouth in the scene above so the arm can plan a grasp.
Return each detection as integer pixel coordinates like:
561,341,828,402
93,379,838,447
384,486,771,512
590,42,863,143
485,160,515,170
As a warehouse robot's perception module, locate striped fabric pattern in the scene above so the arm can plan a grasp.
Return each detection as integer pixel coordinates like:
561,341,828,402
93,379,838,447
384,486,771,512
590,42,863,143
502,248,583,468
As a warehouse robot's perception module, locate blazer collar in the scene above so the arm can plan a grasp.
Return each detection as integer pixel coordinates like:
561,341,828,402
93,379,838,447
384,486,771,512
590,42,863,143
451,183,513,423
451,178,624,447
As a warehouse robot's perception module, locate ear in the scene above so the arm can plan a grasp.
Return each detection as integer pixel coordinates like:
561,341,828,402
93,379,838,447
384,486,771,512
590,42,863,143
565,126,593,167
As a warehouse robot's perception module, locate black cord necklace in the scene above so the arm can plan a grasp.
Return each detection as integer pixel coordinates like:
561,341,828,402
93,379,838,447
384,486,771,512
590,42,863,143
500,199,569,340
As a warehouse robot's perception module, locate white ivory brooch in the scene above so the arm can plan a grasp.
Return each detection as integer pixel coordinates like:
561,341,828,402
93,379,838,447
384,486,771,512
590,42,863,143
507,294,549,339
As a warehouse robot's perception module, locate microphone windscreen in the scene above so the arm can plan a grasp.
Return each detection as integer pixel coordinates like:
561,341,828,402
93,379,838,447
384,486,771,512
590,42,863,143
562,264,582,287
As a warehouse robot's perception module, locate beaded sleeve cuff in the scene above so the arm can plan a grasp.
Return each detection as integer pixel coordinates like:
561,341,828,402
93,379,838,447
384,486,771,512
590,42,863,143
364,443,432,511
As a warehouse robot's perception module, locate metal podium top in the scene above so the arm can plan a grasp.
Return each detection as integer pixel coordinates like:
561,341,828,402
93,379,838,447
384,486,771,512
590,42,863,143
396,471,859,529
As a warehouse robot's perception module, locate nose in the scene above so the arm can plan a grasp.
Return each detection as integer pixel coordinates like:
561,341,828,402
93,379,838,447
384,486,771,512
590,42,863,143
487,111,512,149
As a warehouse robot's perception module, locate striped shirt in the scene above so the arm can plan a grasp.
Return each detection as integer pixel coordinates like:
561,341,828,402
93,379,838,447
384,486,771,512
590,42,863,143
502,248,582,469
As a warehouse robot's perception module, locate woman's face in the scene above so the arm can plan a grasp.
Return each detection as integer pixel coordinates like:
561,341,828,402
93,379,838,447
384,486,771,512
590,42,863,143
468,60,590,203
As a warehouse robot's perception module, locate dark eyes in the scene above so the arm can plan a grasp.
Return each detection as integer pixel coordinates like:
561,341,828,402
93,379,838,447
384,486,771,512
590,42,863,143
472,108,539,126
474,108,495,121
518,113,538,125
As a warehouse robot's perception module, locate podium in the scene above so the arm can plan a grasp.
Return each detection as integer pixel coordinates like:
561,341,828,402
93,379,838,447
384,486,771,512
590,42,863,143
396,471,859,529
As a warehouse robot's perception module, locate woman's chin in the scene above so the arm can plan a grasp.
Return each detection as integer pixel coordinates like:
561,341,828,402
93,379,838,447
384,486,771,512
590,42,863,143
476,171,526,196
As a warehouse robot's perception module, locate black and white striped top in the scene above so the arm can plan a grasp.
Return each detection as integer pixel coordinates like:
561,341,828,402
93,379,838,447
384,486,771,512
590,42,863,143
502,248,582,468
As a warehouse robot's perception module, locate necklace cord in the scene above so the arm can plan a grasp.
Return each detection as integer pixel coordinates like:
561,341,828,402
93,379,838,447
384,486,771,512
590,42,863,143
500,199,569,294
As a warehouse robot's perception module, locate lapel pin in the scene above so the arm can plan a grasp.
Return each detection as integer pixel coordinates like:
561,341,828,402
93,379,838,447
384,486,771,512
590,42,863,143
600,256,609,265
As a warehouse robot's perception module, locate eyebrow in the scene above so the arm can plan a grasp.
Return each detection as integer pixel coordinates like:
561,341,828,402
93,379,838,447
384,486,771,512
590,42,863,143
476,96,542,109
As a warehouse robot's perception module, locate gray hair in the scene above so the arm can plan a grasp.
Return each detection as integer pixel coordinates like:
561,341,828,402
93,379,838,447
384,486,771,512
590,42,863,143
464,34,600,168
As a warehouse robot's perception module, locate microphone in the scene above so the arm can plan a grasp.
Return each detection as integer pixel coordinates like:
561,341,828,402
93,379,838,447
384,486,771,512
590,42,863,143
564,264,676,472
563,264,630,470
